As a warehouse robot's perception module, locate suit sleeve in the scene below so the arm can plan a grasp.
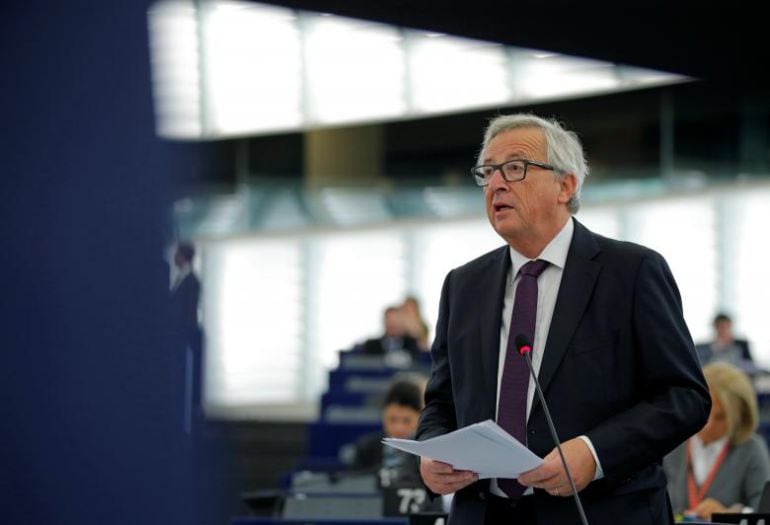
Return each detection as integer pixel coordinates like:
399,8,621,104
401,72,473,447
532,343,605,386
416,270,458,441
585,252,711,484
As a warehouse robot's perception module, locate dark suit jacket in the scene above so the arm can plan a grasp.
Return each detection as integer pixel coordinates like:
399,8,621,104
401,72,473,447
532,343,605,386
417,219,711,525
695,338,753,364
171,272,201,348
171,272,203,408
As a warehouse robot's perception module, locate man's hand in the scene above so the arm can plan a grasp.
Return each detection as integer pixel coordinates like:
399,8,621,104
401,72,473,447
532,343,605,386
517,437,596,496
420,457,478,495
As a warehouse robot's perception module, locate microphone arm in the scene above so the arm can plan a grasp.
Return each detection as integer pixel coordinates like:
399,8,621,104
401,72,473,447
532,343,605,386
517,335,589,525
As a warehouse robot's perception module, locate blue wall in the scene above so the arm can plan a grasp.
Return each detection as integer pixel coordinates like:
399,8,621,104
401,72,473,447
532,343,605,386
0,3,223,523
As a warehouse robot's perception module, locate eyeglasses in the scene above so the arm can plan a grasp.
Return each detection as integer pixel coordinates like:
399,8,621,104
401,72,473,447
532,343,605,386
470,159,558,187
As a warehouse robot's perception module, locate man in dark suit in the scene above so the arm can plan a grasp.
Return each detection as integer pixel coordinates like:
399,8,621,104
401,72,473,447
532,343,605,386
171,241,201,350
695,312,754,367
416,114,711,524
361,306,422,362
171,241,203,413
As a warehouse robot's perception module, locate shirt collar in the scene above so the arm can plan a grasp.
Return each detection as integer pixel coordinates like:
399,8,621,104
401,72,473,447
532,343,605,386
508,218,574,275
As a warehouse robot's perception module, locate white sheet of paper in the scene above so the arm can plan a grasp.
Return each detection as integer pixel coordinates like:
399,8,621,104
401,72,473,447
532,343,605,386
383,419,543,479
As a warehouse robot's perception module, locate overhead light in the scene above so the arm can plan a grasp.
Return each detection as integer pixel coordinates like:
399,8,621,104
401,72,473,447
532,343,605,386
302,14,405,124
148,0,690,138
202,1,302,135
408,33,510,113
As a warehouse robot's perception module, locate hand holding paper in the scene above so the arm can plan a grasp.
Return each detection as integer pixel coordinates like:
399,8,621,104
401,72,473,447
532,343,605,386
383,419,543,479
419,457,478,495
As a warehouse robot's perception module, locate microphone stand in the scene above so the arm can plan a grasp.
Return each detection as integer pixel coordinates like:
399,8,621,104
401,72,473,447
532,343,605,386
522,348,590,525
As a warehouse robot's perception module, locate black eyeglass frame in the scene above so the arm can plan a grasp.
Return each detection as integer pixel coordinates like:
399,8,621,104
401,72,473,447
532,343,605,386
470,159,559,187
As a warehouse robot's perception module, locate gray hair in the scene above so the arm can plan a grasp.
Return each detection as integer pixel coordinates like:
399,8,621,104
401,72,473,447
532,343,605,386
477,114,589,214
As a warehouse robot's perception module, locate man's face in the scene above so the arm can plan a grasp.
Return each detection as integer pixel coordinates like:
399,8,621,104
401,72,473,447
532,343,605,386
482,127,574,246
382,403,420,439
173,249,185,269
715,319,733,340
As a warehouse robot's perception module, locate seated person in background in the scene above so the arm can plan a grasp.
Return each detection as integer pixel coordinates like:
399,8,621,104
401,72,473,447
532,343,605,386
696,312,754,367
664,361,770,521
350,379,423,483
401,295,431,352
361,306,422,366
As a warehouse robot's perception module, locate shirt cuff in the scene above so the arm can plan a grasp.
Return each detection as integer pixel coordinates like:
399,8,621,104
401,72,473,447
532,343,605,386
578,435,604,480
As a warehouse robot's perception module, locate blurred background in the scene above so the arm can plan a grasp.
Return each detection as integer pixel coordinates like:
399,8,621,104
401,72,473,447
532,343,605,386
3,0,770,523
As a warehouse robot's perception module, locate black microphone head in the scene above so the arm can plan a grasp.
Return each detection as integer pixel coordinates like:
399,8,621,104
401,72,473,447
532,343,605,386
514,334,532,355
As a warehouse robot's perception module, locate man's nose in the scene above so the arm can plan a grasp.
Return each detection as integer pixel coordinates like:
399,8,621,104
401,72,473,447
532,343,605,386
487,167,509,191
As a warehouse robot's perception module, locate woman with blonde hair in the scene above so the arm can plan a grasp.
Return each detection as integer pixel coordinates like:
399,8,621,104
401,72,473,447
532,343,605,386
664,361,770,520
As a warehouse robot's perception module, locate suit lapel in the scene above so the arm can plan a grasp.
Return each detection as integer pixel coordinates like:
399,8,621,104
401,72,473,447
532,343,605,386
479,246,511,417
531,219,602,414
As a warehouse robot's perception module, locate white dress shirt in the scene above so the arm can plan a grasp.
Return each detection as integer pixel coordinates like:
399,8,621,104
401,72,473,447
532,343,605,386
490,218,604,497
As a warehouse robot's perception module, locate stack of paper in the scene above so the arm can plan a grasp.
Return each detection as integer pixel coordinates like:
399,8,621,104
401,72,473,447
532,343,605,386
383,419,543,479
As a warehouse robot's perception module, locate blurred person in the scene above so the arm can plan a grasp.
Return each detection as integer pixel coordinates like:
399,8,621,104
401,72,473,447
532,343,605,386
171,240,201,350
401,295,431,352
361,306,421,365
696,312,754,367
417,113,710,524
350,378,424,480
171,240,204,418
664,362,770,521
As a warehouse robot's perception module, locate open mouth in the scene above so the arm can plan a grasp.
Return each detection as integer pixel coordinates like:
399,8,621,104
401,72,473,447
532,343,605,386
494,203,513,212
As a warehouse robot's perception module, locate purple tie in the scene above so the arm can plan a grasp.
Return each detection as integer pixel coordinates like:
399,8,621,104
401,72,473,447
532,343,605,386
497,259,549,499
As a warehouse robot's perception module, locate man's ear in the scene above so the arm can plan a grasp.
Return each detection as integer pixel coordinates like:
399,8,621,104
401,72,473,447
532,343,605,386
557,173,577,205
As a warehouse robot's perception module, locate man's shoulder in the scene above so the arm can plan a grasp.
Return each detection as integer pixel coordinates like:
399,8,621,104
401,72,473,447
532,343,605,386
589,228,658,259
451,245,508,277
444,222,669,278
579,222,666,266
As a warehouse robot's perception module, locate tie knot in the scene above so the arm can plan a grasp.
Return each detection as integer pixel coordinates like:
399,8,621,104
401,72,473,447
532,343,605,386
519,259,549,278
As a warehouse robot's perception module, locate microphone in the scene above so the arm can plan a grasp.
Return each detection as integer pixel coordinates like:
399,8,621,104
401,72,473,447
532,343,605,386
515,334,589,525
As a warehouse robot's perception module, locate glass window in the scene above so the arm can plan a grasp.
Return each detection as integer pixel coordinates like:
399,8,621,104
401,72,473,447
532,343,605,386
203,237,303,406
624,196,718,344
